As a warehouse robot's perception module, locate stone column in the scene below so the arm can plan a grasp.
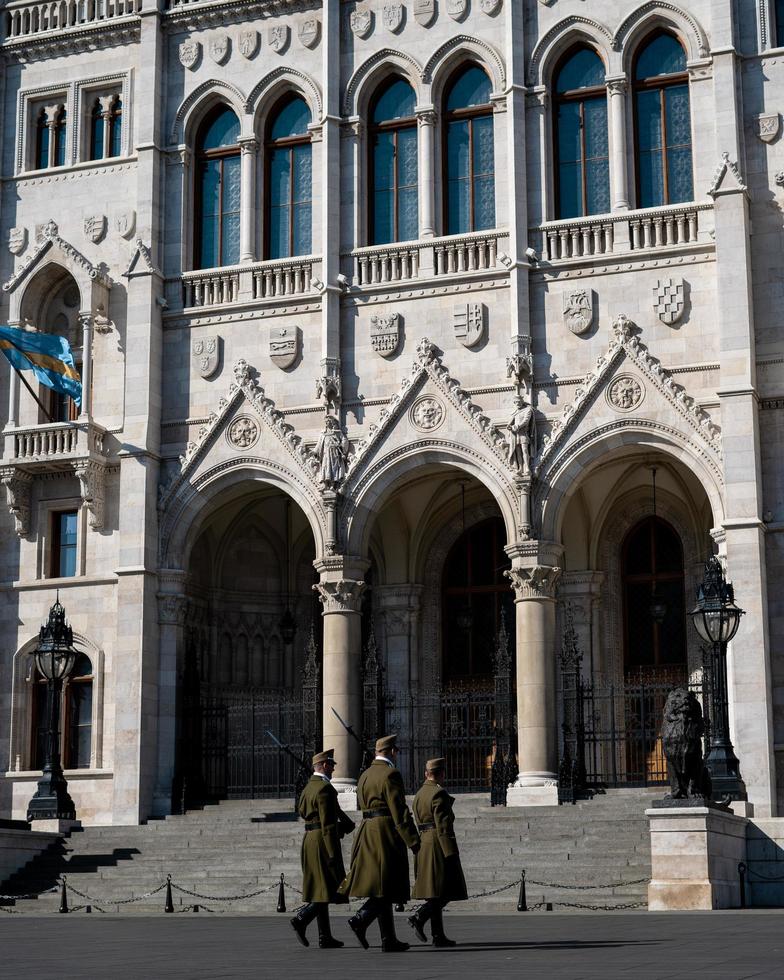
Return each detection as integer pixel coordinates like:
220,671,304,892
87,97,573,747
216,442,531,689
416,108,436,239
606,77,629,212
314,556,369,808
505,564,562,806
238,137,258,263
77,312,93,421
558,571,605,677
153,576,187,816
376,585,423,693
99,95,115,160
44,105,62,168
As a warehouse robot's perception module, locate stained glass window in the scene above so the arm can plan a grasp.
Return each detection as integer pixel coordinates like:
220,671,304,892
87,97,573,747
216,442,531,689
370,77,418,244
555,48,610,218
444,65,495,234
267,96,313,259
195,106,241,269
634,33,692,207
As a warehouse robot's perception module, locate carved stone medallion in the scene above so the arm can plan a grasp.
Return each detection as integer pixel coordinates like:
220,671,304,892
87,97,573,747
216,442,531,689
756,112,781,143
446,0,468,21
370,312,401,357
411,395,445,432
84,214,106,244
8,227,27,255
179,39,200,69
298,17,320,48
269,325,300,369
453,303,485,348
382,2,403,32
228,416,260,449
562,288,594,335
209,35,230,64
114,210,136,239
350,6,373,38
238,29,259,59
480,0,501,13
654,278,685,325
192,336,220,379
607,375,644,412
413,0,436,26
268,24,290,53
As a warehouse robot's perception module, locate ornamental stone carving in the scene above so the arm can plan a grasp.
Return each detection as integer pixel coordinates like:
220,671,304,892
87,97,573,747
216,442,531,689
209,35,230,64
238,29,259,59
480,0,501,13
8,227,27,255
506,395,536,476
74,460,106,531
382,2,404,32
179,39,200,69
563,288,594,335
350,6,373,38
313,578,367,614
268,25,290,53
370,312,401,357
454,303,485,348
316,373,342,410
157,594,188,626
298,17,321,48
505,565,562,600
414,0,436,26
192,336,220,379
756,112,780,143
410,395,445,432
269,325,300,369
607,374,644,412
84,214,107,244
315,416,350,489
114,210,136,239
446,0,468,20
0,467,32,538
654,278,685,326
227,416,260,449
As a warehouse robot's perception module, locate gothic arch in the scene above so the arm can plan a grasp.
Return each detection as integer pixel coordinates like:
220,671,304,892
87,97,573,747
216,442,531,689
169,80,249,146
342,49,424,116
527,16,616,87
613,2,709,66
422,35,506,95
246,67,323,126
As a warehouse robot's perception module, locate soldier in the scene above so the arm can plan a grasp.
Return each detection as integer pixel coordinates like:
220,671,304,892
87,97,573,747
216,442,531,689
290,748,355,949
408,757,467,947
339,734,420,953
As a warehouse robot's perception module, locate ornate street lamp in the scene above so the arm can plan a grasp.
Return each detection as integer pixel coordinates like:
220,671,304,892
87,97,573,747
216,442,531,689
690,555,747,803
27,597,79,822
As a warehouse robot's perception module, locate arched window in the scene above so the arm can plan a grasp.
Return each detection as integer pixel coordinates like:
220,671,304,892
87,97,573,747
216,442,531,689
266,96,312,259
110,98,123,157
90,100,104,161
444,65,495,235
35,108,49,170
633,33,693,208
54,108,67,167
195,106,241,269
90,97,123,161
555,48,610,218
369,77,418,244
31,652,93,770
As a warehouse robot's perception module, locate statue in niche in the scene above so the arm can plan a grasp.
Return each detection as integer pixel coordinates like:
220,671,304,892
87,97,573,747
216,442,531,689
506,395,536,476
315,416,349,489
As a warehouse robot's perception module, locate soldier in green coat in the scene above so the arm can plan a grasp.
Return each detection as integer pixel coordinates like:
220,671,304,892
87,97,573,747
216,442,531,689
408,757,467,947
290,748,355,949
340,734,421,953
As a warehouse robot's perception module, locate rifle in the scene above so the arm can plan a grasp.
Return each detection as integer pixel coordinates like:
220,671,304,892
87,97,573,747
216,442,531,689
330,707,374,775
266,730,311,813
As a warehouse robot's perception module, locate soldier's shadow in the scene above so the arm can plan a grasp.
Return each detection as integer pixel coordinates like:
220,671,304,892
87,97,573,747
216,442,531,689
417,939,659,952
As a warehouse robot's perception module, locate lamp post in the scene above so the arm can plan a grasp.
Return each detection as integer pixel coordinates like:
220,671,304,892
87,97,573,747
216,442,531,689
690,555,747,803
26,597,78,822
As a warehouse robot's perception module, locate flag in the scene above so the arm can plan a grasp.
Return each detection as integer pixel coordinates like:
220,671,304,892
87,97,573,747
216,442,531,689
0,324,82,409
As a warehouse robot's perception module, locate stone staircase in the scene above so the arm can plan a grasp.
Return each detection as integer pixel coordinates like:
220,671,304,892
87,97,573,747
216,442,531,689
1,789,658,914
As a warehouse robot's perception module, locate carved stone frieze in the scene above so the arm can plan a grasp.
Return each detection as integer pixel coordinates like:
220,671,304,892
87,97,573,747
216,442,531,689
268,24,290,53
370,312,401,357
563,288,594,335
297,17,320,48
756,112,780,143
157,593,189,626
192,337,220,379
410,395,445,432
446,0,468,21
74,460,106,531
238,29,259,58
382,2,404,32
0,467,33,538
227,416,260,450
505,565,562,601
313,578,367,613
350,6,374,38
179,39,201,69
453,303,485,348
413,0,436,26
84,214,107,244
654,277,685,325
607,374,644,412
209,35,230,63
8,227,27,256
269,325,300,369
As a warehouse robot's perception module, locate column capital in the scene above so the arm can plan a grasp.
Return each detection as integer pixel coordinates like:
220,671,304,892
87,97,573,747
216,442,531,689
157,593,188,626
606,75,628,96
416,106,437,127
238,136,259,154
313,578,367,614
505,565,562,601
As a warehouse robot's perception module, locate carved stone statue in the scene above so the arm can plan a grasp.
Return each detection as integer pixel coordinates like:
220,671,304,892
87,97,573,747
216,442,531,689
506,395,536,476
662,688,711,801
315,416,349,489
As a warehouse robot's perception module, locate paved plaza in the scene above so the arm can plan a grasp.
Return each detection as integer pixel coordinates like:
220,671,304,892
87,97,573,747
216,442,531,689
1,912,782,980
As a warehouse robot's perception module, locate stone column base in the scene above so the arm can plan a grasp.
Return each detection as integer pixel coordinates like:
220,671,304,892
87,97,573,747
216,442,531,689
29,818,82,835
334,783,358,813
647,806,748,910
506,777,559,807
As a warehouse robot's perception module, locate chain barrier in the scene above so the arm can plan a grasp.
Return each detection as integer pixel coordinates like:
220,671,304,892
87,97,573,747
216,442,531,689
65,878,168,907
745,867,784,882
0,885,58,901
169,879,281,903
524,875,649,890
464,880,520,900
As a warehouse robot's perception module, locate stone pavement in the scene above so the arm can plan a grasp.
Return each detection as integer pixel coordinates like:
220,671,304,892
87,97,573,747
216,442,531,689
1,912,782,979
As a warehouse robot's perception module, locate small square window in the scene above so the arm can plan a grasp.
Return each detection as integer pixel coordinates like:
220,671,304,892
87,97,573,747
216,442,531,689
50,510,78,578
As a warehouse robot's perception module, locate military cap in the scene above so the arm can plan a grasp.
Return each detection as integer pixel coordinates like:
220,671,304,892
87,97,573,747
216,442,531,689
312,748,336,766
426,757,446,772
375,734,398,754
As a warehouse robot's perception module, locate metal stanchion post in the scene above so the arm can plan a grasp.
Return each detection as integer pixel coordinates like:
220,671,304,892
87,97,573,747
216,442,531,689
738,862,747,909
277,873,286,913
517,869,527,912
164,875,174,913
59,877,69,914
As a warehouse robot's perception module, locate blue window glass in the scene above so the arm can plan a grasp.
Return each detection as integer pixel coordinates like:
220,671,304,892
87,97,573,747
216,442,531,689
267,96,312,259
66,654,93,770
195,106,241,269
35,111,49,170
634,34,692,207
54,109,67,167
90,102,104,161
110,99,122,157
555,48,609,219
370,77,418,244
54,510,78,578
445,65,495,234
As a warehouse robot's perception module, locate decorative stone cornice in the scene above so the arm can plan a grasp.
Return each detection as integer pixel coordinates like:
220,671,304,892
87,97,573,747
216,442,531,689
163,0,319,35
0,467,33,537
535,314,722,476
505,565,562,601
313,578,367,614
2,18,140,63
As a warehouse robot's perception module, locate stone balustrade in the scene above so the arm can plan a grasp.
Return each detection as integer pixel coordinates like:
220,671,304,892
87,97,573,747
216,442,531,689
7,420,106,463
533,202,713,264
4,0,141,40
180,255,321,310
251,255,319,301
181,267,241,309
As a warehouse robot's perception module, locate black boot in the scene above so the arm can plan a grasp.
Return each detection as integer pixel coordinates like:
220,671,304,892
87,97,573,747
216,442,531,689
379,902,409,953
316,904,343,949
408,899,434,943
347,900,376,950
290,903,319,948
431,903,456,948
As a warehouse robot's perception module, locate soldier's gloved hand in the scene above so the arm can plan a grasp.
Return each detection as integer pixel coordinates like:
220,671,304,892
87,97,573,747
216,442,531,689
411,842,421,855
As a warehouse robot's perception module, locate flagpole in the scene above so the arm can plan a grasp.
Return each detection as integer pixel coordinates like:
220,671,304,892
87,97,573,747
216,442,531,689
13,366,55,423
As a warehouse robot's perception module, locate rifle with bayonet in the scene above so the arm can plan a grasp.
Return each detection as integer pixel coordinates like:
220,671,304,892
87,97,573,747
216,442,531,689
266,729,311,812
330,707,374,776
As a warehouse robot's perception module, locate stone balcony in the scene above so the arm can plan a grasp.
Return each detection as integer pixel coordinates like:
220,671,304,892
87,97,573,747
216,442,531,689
2,0,141,54
530,201,714,268
0,420,110,535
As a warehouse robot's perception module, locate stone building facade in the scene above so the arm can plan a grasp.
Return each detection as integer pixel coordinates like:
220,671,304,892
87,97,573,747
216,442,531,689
0,0,782,825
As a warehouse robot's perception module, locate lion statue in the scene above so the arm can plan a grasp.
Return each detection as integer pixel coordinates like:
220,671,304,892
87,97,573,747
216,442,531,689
661,688,711,800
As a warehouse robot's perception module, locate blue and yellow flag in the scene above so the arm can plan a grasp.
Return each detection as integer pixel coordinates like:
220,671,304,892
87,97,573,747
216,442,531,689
0,324,81,409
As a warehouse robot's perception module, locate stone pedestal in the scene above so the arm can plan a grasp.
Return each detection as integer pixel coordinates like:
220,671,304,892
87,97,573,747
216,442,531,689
336,787,358,813
647,806,748,910
30,818,82,835
506,781,559,807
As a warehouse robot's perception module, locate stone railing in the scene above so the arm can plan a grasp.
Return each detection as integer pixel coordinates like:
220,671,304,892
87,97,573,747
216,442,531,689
348,229,509,287
4,0,141,41
8,420,106,463
533,202,713,264
180,256,321,310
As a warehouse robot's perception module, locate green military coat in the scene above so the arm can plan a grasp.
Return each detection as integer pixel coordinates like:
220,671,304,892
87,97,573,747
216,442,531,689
339,759,420,902
298,775,355,903
411,780,468,901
